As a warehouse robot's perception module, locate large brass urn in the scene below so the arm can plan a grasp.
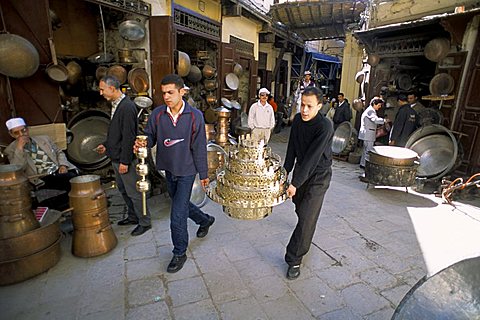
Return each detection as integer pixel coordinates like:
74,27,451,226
207,134,288,220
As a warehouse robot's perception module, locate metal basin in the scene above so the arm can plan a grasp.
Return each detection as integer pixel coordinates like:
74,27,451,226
0,34,39,78
67,110,110,170
369,146,419,167
332,121,357,155
406,125,458,179
191,174,207,208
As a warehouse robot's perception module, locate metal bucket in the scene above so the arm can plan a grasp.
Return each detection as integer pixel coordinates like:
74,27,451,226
67,110,111,170
369,146,419,167
332,121,357,155
405,125,458,179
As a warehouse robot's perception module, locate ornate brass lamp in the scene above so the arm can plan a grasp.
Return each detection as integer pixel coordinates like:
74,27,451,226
135,135,150,216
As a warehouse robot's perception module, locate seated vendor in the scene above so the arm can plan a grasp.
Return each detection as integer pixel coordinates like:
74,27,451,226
4,117,78,210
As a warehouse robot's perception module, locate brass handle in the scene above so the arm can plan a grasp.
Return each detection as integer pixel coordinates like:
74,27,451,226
90,191,106,200
6,214,25,222
97,224,112,234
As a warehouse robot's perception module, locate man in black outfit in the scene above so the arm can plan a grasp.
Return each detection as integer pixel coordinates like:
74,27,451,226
332,92,352,129
283,86,333,280
97,76,151,236
389,94,419,147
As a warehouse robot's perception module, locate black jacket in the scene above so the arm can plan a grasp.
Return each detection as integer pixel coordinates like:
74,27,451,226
390,104,418,147
105,97,138,164
333,100,352,128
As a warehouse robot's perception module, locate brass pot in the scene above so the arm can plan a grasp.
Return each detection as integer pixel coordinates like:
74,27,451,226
204,79,217,91
215,132,229,144
66,61,82,85
202,64,216,79
0,236,61,286
69,175,102,197
72,222,118,258
0,195,33,216
0,212,40,240
187,65,202,83
72,209,110,229
206,94,217,105
0,164,28,187
0,221,60,262
205,124,216,142
118,48,137,63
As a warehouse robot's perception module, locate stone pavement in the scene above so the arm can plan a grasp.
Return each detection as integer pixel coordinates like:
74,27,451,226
1,127,480,320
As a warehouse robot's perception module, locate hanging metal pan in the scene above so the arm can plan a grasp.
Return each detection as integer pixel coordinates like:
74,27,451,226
176,51,191,77
107,65,127,84
45,38,68,83
429,73,454,96
424,38,450,62
233,63,243,76
0,33,39,78
118,20,145,41
128,68,149,93
134,96,153,109
225,73,239,90
187,65,202,83
221,97,232,109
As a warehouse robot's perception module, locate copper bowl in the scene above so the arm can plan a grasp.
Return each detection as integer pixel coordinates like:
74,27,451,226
202,64,216,79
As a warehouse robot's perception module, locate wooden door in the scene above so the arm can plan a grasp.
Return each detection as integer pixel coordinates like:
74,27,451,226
454,31,480,175
220,42,236,102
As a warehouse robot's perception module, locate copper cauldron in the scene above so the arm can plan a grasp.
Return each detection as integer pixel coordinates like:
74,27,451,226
69,175,107,213
72,222,117,258
0,236,61,286
72,209,110,229
204,79,217,91
202,64,216,79
0,221,60,261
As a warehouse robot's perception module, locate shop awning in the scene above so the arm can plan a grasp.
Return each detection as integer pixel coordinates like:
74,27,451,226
309,50,341,64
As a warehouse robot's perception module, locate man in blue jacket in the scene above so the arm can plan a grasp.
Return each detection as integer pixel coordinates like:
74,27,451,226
97,76,151,236
136,74,214,273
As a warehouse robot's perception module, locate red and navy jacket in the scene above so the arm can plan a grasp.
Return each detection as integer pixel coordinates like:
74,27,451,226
144,102,208,180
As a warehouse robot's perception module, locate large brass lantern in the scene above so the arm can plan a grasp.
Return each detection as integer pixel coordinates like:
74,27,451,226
207,134,288,220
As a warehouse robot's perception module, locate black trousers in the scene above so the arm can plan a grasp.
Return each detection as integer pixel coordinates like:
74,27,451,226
285,167,332,266
37,169,78,210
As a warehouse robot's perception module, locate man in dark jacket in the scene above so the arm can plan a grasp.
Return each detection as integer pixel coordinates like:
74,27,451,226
97,76,151,236
332,92,352,129
135,74,214,273
389,94,419,147
283,86,333,280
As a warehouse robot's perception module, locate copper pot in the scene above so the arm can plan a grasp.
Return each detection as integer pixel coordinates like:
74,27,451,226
202,64,216,79
72,208,110,229
205,124,216,142
69,175,107,213
118,48,137,63
0,164,28,186
0,236,61,286
206,94,217,105
0,221,60,261
0,195,33,216
66,61,82,85
72,222,118,258
0,212,40,240
204,79,217,91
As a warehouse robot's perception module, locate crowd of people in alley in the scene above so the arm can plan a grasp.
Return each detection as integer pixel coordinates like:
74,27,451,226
4,69,427,280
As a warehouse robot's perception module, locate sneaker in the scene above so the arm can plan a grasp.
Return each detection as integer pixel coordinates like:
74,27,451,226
167,254,187,273
196,215,215,238
286,265,301,280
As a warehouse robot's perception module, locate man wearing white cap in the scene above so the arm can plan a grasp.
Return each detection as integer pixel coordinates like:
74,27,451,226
4,117,78,210
248,87,275,144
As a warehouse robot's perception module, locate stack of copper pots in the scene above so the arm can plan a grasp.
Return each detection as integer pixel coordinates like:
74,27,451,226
0,164,61,286
69,175,117,258
215,107,231,147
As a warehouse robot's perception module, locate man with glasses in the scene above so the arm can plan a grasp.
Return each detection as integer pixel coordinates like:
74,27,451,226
248,87,275,144
4,117,78,210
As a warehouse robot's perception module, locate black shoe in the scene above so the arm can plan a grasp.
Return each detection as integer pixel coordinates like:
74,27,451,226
131,225,151,236
167,254,187,273
286,265,301,280
359,165,365,169
359,176,369,183
118,218,139,226
196,216,215,238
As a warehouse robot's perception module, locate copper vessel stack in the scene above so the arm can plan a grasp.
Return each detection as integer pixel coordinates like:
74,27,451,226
0,164,61,286
215,107,231,147
69,175,117,257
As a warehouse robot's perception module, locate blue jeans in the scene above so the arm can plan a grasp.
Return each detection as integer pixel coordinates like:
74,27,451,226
165,171,210,256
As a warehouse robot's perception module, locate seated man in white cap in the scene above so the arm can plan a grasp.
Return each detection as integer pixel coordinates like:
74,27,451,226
4,117,78,210
248,87,275,144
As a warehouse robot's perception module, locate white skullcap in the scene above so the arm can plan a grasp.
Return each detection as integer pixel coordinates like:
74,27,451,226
183,85,190,90
6,118,26,131
304,71,311,75
258,88,270,95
